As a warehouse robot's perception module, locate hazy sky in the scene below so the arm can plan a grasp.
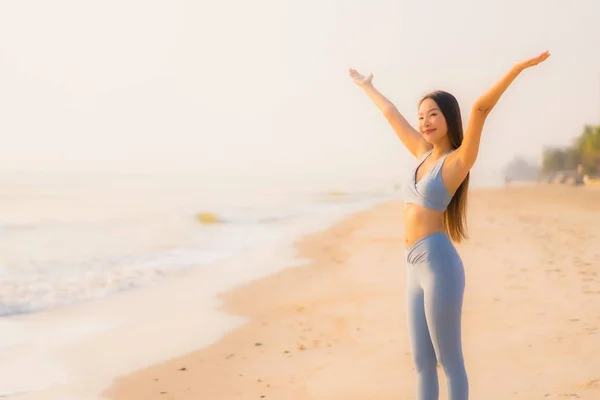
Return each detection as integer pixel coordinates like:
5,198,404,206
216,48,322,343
0,0,598,182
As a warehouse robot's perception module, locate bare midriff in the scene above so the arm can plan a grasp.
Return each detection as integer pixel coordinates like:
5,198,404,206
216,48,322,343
403,203,445,249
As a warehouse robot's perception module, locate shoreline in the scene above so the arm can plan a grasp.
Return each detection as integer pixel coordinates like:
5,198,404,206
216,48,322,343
105,185,600,399
0,195,388,400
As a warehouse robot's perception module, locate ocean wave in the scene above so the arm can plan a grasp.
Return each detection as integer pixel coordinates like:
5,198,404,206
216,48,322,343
193,210,302,226
0,186,395,317
0,247,233,317
0,222,36,232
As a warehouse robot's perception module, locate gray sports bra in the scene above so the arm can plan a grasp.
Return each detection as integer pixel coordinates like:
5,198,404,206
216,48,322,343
404,149,454,212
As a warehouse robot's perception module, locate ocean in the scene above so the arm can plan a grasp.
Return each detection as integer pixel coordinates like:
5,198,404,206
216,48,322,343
0,170,402,317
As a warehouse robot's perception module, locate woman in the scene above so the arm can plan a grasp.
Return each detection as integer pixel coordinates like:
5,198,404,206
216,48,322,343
349,51,550,400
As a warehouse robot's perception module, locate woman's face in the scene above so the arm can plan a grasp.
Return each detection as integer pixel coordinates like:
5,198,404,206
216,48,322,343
418,98,448,144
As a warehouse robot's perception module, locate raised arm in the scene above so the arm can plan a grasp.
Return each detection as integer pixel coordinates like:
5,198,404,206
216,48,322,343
349,69,430,158
456,51,551,169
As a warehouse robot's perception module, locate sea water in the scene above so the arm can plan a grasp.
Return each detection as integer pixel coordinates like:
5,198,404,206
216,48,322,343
0,170,402,316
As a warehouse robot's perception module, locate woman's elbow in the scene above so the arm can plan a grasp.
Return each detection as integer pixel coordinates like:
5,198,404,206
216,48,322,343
472,100,492,115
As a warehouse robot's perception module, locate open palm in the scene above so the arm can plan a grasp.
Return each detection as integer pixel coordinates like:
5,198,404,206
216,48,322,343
349,68,373,86
516,51,551,71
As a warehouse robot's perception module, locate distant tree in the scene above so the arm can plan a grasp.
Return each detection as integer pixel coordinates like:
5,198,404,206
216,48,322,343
541,125,600,176
563,146,581,170
576,125,600,174
504,155,539,181
541,147,566,173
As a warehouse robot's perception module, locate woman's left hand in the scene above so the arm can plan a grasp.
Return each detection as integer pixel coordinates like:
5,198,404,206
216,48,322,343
514,50,551,72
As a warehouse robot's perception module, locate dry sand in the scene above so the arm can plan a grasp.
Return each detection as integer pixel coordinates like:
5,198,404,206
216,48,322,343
105,185,600,399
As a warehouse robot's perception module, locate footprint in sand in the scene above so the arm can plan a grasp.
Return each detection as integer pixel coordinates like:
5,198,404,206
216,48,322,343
583,290,600,295
580,378,600,389
546,268,561,273
583,327,597,335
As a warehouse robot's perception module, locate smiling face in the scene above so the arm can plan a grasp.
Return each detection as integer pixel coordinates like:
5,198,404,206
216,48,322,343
418,97,449,145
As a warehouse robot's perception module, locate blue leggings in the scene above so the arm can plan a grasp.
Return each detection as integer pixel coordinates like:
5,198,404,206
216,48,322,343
405,232,469,400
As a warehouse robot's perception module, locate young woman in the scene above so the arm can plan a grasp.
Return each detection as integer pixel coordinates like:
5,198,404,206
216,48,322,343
349,51,550,400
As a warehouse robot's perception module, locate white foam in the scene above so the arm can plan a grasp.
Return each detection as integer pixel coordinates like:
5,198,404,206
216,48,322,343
0,246,237,316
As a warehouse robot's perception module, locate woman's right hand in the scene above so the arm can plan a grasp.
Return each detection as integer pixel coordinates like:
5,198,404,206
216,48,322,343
349,68,373,86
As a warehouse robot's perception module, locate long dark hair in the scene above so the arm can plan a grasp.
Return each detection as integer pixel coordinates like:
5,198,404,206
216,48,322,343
420,90,469,243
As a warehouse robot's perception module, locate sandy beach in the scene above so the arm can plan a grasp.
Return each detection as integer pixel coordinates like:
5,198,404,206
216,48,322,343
104,185,600,400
